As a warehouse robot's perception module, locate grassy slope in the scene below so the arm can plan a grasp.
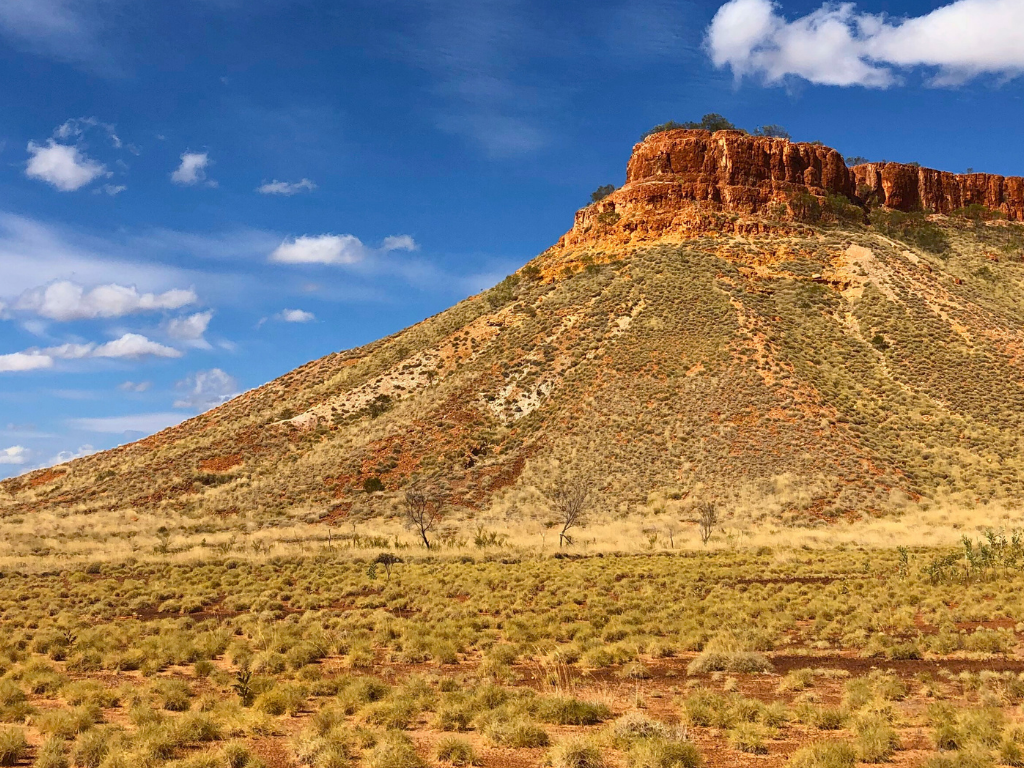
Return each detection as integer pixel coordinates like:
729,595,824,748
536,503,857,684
4,214,1024,524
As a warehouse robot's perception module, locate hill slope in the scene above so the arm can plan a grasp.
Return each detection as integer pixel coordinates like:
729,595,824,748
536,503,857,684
6,129,1024,525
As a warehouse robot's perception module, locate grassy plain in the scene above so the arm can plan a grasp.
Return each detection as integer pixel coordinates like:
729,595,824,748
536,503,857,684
1,530,1024,768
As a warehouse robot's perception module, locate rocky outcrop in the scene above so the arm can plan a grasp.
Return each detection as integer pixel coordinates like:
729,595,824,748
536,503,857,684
557,129,1024,251
852,163,1024,220
624,129,854,207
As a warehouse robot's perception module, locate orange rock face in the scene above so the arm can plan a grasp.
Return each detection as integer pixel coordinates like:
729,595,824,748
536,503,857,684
852,163,1024,220
558,129,1024,251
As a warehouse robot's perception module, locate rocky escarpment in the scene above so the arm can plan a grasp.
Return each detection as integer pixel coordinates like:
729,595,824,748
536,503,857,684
559,129,1024,250
852,163,1024,220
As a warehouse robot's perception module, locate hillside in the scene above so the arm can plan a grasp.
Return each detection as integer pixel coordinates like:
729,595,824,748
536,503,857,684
5,128,1024,529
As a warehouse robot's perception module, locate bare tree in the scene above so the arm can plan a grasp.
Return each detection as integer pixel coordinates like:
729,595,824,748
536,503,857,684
697,501,718,547
403,488,443,550
547,476,591,547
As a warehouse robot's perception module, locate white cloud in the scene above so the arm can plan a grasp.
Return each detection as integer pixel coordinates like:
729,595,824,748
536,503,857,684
0,352,54,373
97,184,126,196
70,412,187,435
0,446,30,465
270,234,368,265
382,235,419,252
55,117,121,148
257,178,317,195
269,234,420,266
166,310,213,345
92,334,182,359
15,281,197,321
171,151,212,186
26,141,107,191
174,368,239,411
48,444,97,465
276,308,315,323
118,380,151,392
0,333,179,373
706,0,1024,87
0,0,110,68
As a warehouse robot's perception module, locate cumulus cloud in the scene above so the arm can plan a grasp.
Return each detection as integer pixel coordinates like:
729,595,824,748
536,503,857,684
0,352,54,373
174,368,239,411
92,334,182,359
382,235,419,252
0,333,181,373
166,310,213,346
269,234,419,265
15,281,197,321
270,234,368,265
0,446,30,465
25,140,107,191
706,0,1024,87
171,151,213,186
257,178,317,195
276,309,315,323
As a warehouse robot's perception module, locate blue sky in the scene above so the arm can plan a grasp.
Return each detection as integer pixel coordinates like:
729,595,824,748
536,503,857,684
1,0,1023,477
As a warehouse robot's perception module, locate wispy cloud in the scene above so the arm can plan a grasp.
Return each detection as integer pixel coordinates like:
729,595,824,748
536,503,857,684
707,0,1024,88
173,368,239,411
257,178,317,195
0,0,115,69
69,412,187,435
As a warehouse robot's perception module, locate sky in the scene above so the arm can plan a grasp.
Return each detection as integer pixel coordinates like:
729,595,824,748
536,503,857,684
1,0,1023,478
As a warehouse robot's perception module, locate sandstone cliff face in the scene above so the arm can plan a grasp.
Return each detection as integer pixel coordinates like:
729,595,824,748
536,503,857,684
559,129,1024,251
852,163,1024,220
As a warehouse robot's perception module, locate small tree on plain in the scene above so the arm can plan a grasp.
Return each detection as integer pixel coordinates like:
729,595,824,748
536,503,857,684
403,487,443,550
547,476,592,547
697,501,718,547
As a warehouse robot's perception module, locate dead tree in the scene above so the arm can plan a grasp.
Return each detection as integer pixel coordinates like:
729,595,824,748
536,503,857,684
403,488,443,550
548,476,591,547
697,501,718,547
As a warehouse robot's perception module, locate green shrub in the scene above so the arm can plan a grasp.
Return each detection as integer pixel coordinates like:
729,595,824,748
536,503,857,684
254,684,307,717
436,737,479,767
153,680,193,712
34,737,68,768
537,697,610,726
175,711,223,743
222,742,256,768
548,737,606,768
610,712,670,745
854,713,899,762
870,209,949,254
627,739,701,768
686,651,772,675
789,742,856,768
728,723,768,754
365,732,424,768
72,728,116,768
0,728,27,767
483,718,550,748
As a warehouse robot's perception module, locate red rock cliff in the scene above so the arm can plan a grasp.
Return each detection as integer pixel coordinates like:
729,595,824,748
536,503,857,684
852,163,1024,220
557,129,1024,251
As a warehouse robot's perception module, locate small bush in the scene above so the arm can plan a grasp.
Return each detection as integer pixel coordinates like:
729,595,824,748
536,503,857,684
0,728,27,767
789,742,856,768
728,723,768,754
855,713,899,762
436,737,479,767
870,209,949,255
483,718,550,748
628,739,701,768
34,737,68,768
537,697,610,726
548,738,606,768
686,652,772,675
611,712,670,745
365,732,425,768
